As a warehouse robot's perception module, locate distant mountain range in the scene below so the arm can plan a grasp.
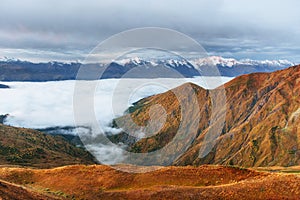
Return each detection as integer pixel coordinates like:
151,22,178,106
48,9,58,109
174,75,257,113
110,64,300,167
0,56,295,81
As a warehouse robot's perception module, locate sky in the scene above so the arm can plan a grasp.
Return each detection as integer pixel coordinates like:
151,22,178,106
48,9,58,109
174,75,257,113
0,0,300,63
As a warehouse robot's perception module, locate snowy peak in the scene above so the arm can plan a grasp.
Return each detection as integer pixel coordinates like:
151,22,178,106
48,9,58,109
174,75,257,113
114,57,150,66
113,56,294,69
192,56,240,68
0,56,296,80
239,58,294,67
0,56,22,63
191,56,295,68
163,59,193,68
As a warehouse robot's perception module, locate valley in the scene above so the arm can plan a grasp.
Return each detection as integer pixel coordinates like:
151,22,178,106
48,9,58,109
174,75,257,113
0,62,299,199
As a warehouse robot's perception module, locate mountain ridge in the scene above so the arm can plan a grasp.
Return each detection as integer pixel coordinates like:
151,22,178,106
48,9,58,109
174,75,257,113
0,56,295,81
110,64,300,167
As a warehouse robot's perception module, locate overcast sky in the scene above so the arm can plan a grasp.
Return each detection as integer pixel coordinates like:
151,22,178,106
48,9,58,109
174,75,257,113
0,0,300,63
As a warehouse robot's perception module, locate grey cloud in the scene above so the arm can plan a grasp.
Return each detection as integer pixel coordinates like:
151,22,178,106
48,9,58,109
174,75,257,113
0,0,299,62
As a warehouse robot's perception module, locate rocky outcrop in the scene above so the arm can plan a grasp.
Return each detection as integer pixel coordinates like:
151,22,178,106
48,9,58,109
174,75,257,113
0,84,9,88
0,114,8,124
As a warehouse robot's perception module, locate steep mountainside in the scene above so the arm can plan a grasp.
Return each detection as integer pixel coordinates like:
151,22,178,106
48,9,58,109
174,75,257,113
111,65,300,167
0,124,95,168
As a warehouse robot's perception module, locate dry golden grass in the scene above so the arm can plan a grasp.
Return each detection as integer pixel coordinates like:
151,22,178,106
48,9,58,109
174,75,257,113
0,179,58,199
0,124,95,168
0,165,299,199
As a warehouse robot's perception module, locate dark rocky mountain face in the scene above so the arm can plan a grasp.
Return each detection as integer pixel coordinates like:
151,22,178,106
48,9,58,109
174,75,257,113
110,65,300,167
0,114,8,124
0,84,9,88
0,61,81,81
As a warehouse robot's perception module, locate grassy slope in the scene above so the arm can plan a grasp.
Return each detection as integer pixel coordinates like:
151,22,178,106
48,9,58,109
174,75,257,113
0,124,95,168
0,179,58,200
0,165,299,199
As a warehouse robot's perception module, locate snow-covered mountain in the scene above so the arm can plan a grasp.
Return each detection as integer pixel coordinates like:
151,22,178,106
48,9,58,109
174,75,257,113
110,56,295,77
0,56,296,81
114,56,294,69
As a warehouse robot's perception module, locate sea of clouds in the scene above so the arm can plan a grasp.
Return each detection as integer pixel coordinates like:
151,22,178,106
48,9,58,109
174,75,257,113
0,77,233,165
0,77,233,131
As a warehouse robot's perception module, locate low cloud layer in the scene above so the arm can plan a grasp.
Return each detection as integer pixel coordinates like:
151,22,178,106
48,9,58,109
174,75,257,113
0,77,233,164
0,77,232,129
0,0,300,62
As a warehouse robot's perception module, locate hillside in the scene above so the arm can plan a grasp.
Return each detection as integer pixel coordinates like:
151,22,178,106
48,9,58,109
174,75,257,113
0,179,58,200
0,165,299,200
0,124,95,168
111,65,300,167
